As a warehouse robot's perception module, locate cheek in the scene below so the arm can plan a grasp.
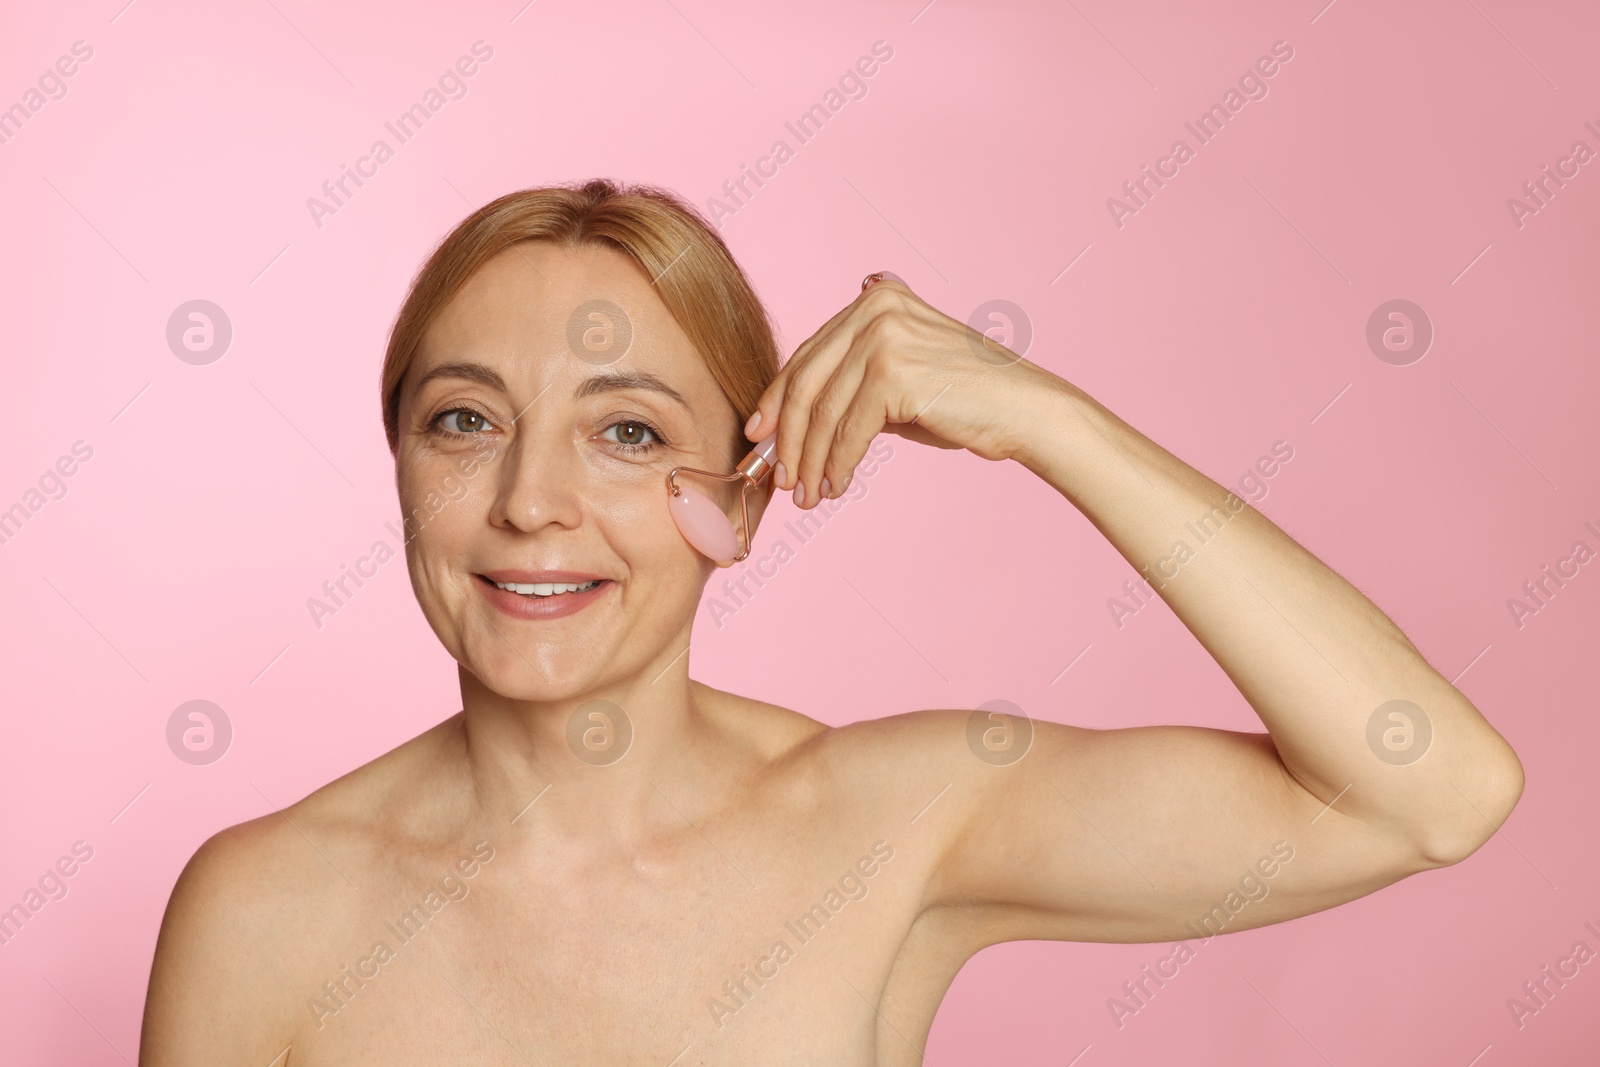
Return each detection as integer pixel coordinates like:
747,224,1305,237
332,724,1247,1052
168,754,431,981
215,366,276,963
396,459,491,603
579,454,688,549
595,490,691,575
591,485,718,606
399,463,487,544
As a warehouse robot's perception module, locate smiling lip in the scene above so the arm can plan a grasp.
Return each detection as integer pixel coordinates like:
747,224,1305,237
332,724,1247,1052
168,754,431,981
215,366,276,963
474,570,614,621
480,569,609,585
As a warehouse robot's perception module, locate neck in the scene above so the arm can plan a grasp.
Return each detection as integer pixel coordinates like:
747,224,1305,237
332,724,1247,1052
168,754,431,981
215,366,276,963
451,658,721,850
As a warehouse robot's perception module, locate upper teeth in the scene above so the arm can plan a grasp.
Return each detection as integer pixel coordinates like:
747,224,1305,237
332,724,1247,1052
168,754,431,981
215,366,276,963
494,579,602,596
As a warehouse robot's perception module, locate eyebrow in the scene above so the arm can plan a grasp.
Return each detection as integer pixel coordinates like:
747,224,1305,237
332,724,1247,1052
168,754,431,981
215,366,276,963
414,361,691,413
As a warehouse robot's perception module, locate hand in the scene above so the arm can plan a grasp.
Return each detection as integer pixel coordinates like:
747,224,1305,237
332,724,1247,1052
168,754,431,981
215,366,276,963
743,271,1060,508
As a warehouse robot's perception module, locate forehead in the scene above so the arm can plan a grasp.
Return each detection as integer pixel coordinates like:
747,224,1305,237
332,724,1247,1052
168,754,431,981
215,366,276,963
414,240,712,392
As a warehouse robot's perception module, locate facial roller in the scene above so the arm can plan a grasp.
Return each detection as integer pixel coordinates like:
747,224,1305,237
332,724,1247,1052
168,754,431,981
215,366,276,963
667,432,779,564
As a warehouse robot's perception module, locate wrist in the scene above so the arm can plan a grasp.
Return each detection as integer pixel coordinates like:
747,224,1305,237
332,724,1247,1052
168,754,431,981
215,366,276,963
1005,368,1083,471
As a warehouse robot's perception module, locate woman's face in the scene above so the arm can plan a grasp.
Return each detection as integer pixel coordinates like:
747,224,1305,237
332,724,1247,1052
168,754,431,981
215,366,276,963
394,240,766,700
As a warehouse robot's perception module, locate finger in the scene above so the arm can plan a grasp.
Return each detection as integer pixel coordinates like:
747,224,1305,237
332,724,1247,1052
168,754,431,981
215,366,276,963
745,362,792,450
783,285,915,499
863,271,911,296
794,349,870,507
744,298,860,444
818,365,895,499
745,278,905,444
768,329,842,494
768,311,868,492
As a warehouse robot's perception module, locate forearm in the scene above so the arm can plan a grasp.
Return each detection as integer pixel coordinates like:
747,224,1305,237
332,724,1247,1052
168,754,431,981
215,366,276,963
1011,375,1522,859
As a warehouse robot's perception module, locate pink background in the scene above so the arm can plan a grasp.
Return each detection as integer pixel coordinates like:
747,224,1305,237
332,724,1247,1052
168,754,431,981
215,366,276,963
2,0,1597,1062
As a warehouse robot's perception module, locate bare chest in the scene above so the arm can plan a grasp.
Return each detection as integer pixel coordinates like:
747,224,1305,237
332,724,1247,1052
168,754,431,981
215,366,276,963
282,829,946,1065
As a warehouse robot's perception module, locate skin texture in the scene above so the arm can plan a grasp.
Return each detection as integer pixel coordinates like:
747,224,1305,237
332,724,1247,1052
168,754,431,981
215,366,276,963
139,242,1524,1066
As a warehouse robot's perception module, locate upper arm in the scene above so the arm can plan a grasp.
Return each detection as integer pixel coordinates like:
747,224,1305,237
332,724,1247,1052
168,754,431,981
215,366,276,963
140,822,302,1065
838,709,1443,947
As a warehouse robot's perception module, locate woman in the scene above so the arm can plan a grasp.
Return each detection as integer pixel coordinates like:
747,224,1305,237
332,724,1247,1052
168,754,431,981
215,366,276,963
140,178,1523,1065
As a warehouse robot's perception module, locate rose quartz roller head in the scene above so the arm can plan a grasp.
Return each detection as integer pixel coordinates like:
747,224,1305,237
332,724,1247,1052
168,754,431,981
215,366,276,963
666,432,779,564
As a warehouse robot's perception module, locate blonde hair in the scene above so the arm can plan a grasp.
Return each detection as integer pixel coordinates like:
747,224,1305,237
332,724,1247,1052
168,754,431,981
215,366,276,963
380,178,781,457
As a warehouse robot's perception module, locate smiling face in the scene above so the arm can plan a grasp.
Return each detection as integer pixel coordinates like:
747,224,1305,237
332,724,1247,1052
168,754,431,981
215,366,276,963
393,240,767,700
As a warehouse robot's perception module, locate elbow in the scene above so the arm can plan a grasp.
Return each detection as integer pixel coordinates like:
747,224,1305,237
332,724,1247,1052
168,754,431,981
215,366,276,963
1417,741,1526,868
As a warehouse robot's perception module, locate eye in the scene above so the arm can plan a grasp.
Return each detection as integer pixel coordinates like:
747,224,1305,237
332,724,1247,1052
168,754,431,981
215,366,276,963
600,418,665,455
430,407,495,437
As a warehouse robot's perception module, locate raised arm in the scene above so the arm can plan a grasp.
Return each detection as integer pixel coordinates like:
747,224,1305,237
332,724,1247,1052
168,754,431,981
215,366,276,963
749,273,1523,941
864,376,1521,944
1004,376,1523,861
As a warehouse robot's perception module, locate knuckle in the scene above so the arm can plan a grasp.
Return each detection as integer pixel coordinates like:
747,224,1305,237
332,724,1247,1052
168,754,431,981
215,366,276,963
860,284,904,313
785,355,821,393
860,355,893,386
811,384,847,424
860,310,911,354
859,312,892,344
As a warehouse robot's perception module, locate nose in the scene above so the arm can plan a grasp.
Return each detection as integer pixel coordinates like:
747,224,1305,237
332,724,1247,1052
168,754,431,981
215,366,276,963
487,420,586,535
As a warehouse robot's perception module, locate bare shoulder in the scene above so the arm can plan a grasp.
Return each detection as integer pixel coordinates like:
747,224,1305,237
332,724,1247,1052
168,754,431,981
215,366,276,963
140,717,457,1064
798,706,977,796
693,679,831,756
140,809,330,1062
783,707,983,867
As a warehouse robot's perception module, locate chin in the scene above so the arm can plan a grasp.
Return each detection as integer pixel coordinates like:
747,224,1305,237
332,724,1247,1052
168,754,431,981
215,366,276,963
463,645,606,702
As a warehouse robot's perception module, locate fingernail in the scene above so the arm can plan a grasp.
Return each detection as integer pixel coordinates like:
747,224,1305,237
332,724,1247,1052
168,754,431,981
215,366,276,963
878,270,904,284
792,483,805,507
775,461,787,488
744,410,762,437
821,476,832,499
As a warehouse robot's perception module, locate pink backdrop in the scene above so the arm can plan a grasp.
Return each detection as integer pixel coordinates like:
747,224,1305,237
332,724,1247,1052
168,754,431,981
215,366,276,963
3,0,1596,1062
